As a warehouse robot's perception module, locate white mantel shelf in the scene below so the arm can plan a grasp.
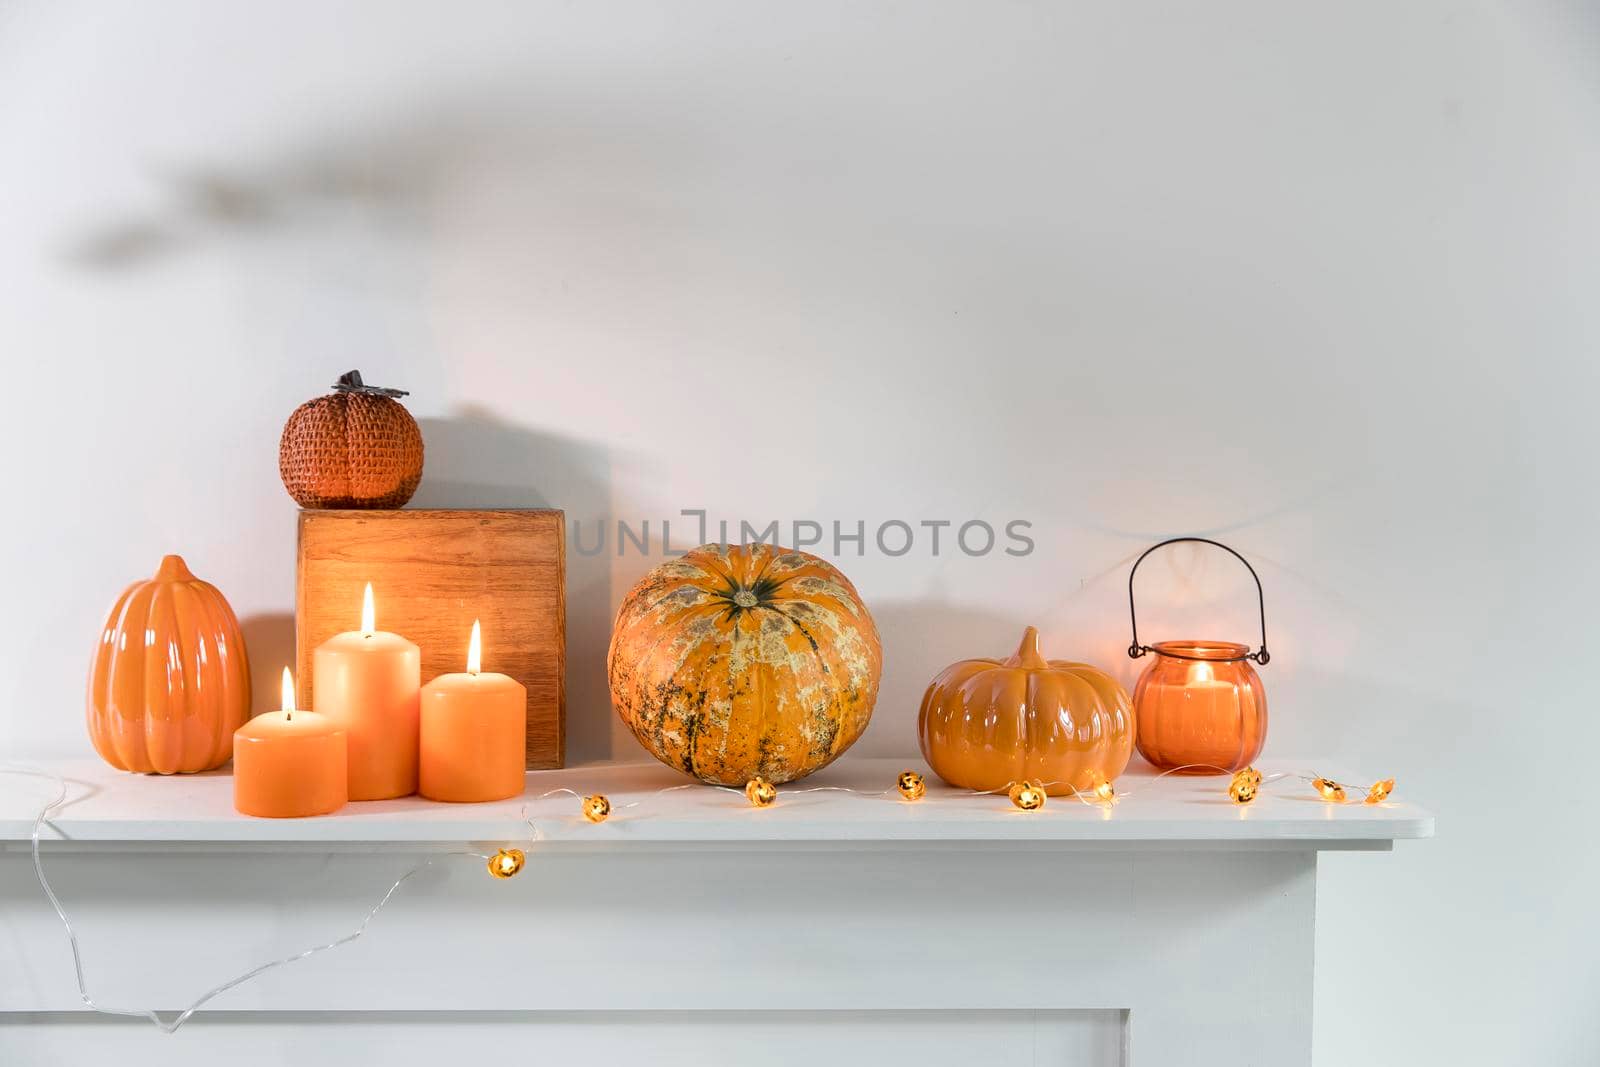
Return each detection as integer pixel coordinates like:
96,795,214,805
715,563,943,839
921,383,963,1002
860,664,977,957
0,756,1432,850
1,755,1433,1062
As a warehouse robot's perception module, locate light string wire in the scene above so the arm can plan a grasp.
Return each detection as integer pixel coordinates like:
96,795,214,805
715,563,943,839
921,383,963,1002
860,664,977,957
535,782,699,813
4,765,537,1035
1139,763,1392,799
4,759,1392,1033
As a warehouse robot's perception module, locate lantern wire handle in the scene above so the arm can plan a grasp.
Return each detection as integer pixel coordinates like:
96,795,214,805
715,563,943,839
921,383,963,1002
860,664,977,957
1127,537,1271,665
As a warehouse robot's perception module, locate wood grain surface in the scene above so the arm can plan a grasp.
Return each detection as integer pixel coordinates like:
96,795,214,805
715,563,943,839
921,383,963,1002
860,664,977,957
296,509,565,768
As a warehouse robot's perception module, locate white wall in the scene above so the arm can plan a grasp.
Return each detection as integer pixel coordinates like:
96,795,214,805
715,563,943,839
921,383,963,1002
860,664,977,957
2,1,1597,1061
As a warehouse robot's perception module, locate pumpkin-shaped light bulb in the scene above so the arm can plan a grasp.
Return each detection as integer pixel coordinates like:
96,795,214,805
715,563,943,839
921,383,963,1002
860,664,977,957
1008,781,1047,811
582,794,611,823
1092,780,1116,804
487,848,525,879
896,770,926,802
1365,778,1395,805
1228,771,1258,805
745,777,777,808
1313,777,1347,803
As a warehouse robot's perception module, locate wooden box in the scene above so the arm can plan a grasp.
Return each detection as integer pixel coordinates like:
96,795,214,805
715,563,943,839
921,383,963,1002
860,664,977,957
296,509,565,768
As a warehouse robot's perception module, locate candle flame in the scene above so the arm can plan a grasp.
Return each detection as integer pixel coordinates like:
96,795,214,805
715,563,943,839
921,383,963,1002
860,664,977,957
361,582,375,634
281,667,295,718
1191,661,1213,684
467,619,482,675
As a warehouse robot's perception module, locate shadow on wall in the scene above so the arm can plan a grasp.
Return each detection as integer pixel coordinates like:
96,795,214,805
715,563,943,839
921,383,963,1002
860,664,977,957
57,121,456,271
238,613,295,719
854,600,1029,759
413,408,621,764
54,105,699,273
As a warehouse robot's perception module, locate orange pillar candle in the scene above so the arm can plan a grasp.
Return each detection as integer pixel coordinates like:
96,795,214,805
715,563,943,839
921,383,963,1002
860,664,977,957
420,620,527,802
234,668,347,818
313,583,421,800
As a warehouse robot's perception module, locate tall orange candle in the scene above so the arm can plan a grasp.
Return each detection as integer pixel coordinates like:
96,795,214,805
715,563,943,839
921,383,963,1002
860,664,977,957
419,620,527,803
234,668,347,818
313,583,421,800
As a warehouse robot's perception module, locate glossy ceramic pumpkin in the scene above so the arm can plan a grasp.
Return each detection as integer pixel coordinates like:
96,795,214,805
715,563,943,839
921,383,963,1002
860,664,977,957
278,370,423,509
87,555,252,774
918,627,1133,795
608,543,881,786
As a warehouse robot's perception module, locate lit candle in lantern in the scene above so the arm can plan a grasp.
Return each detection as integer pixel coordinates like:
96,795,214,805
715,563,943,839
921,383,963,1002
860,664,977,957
312,583,421,800
419,620,527,803
1132,643,1265,773
1174,661,1243,726
1127,538,1272,774
233,668,347,818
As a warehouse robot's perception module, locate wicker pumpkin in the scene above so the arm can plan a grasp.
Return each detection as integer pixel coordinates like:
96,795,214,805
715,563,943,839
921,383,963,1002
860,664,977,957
918,626,1132,795
608,543,881,785
279,370,423,509
87,555,252,774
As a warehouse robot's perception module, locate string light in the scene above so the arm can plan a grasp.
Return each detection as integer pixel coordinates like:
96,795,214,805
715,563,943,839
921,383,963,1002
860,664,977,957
1309,775,1398,805
1229,768,1259,805
5,760,1400,1034
486,847,525,879
582,794,611,823
5,765,532,1034
1008,780,1047,811
1157,764,1394,807
1312,777,1347,803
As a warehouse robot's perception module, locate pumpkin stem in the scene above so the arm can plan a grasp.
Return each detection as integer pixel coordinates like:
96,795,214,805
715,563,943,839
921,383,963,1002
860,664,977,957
332,370,410,399
155,555,194,582
1008,626,1050,669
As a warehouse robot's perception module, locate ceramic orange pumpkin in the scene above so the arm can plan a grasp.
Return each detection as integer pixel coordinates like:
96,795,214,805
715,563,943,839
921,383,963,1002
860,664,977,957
87,555,252,774
608,543,881,785
278,370,423,509
918,627,1132,795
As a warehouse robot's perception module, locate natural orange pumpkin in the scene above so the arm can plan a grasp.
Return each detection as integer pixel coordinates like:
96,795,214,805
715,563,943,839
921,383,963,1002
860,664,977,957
918,626,1132,796
87,555,252,774
608,543,881,786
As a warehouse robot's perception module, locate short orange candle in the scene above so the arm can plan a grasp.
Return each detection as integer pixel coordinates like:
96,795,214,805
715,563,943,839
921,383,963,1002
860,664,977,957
313,583,421,800
234,668,347,818
420,620,527,803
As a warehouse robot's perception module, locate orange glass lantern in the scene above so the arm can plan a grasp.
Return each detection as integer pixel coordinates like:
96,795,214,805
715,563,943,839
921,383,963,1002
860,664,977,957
1127,538,1270,775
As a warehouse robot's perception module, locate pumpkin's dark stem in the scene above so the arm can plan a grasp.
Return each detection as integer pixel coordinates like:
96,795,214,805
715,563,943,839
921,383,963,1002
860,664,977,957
332,370,410,399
